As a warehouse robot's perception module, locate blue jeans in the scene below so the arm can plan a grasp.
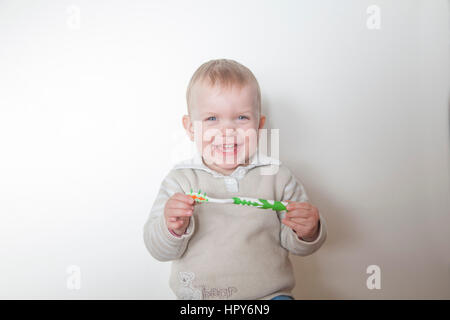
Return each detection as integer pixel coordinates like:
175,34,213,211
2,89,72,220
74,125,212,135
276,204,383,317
271,295,294,300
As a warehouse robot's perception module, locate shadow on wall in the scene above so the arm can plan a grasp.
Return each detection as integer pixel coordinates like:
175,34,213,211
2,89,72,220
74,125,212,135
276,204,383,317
262,96,360,299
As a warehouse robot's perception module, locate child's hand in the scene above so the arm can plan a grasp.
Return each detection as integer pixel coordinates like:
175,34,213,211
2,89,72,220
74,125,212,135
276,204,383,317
164,192,195,236
282,201,320,241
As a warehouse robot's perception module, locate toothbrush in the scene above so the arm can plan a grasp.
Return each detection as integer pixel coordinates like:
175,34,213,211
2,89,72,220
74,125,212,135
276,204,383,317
186,189,289,212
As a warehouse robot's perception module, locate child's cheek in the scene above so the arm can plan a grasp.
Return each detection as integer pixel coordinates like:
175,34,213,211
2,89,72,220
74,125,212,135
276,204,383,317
194,124,216,148
199,131,216,160
240,124,259,149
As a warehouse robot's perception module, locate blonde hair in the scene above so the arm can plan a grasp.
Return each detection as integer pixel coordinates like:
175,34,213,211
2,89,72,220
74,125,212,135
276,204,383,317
186,59,261,114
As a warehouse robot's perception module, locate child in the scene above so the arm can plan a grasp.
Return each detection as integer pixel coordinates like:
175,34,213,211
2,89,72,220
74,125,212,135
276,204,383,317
143,59,327,300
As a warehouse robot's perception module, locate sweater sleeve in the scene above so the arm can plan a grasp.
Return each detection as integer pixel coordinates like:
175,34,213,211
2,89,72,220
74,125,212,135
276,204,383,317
278,172,327,256
143,171,195,262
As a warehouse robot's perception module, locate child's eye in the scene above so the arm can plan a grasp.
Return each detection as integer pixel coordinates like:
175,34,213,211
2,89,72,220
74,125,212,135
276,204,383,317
205,116,216,121
238,115,249,120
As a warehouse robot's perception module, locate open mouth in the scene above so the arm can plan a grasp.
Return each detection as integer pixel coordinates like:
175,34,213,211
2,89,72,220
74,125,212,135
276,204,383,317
212,143,242,155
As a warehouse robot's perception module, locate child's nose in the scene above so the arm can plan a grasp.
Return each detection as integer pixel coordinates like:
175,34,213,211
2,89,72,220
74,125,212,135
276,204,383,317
211,128,237,145
218,121,238,134
220,127,238,141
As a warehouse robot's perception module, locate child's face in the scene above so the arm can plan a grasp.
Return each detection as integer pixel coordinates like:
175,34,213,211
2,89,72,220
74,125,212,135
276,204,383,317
183,82,265,175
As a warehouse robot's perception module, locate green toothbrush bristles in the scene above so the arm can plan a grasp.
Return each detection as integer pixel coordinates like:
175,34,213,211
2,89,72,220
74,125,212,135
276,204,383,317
232,197,287,211
186,189,209,203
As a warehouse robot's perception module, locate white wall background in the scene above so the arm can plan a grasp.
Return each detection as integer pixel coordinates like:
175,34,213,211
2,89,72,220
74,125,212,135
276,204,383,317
0,0,448,299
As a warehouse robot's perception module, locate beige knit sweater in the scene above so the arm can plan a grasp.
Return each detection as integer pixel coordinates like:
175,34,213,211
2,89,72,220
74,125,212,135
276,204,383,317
143,153,327,300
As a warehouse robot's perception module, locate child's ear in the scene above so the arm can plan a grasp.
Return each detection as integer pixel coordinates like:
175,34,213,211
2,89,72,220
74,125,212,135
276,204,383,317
258,115,266,129
182,115,194,141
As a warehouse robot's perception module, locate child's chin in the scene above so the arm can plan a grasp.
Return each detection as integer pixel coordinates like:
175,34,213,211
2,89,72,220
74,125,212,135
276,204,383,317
204,155,247,169
217,163,239,170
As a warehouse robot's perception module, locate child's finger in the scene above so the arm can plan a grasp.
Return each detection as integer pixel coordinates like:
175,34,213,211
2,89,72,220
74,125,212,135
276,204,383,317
168,221,186,232
168,216,187,225
168,208,193,218
283,215,309,227
172,192,195,205
174,219,187,228
168,214,188,224
281,218,297,230
286,201,312,211
166,200,194,211
286,210,311,219
289,218,309,227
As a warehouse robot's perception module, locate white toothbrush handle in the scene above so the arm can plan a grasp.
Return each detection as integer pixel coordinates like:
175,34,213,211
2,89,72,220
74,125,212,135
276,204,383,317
207,198,234,204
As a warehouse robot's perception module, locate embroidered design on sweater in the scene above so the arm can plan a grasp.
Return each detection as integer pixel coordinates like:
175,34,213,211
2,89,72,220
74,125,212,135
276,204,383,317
177,272,238,299
198,285,238,299
177,272,202,300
